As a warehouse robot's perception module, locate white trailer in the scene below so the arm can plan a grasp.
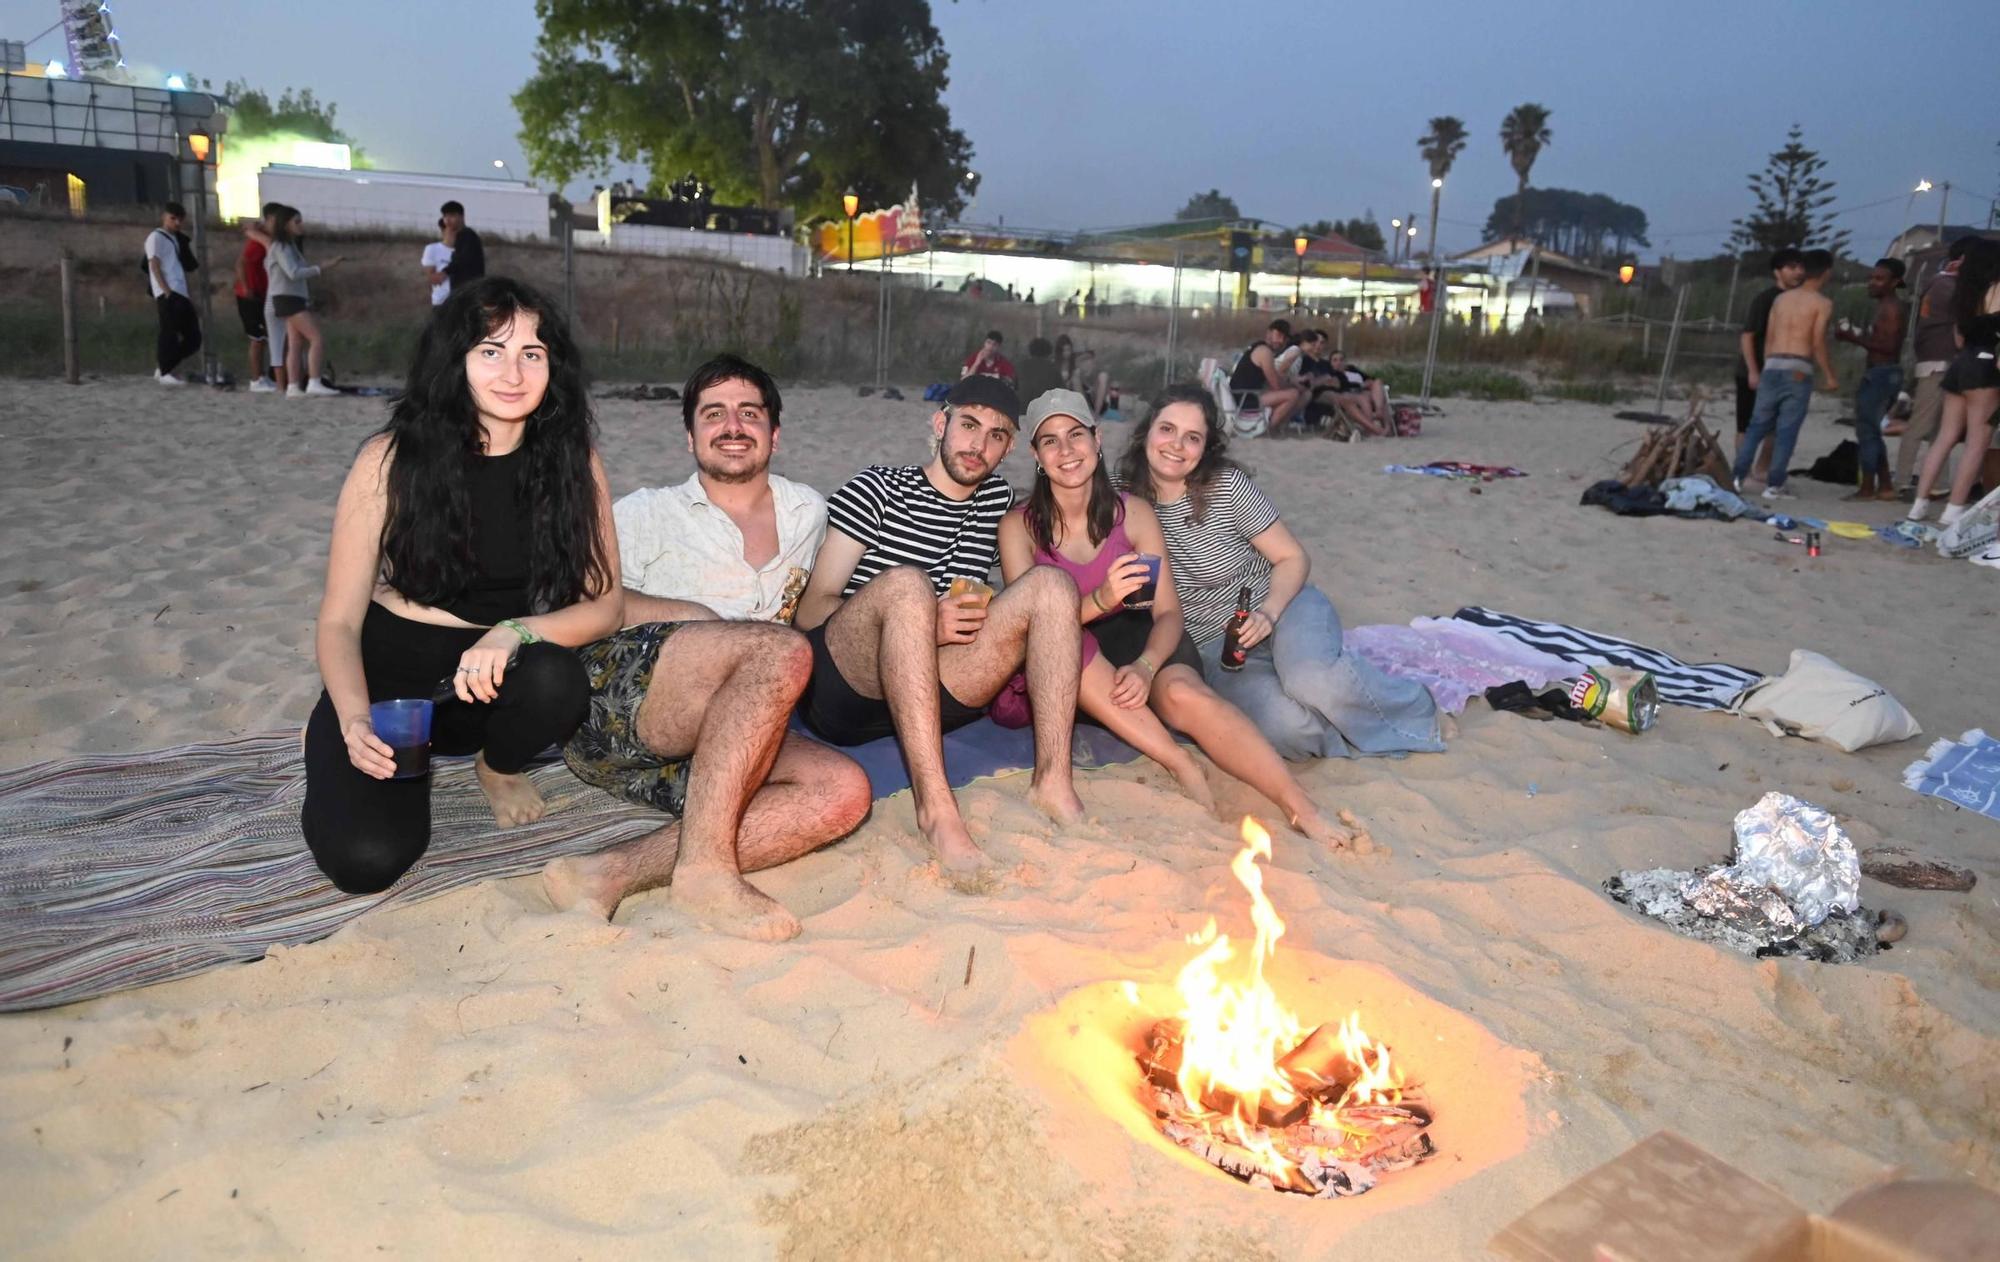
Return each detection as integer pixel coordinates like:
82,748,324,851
256,165,550,240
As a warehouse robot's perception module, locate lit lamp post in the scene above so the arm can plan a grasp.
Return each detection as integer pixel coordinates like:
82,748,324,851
1292,234,1308,310
1618,263,1636,319
186,128,217,384
493,158,519,181
842,187,859,274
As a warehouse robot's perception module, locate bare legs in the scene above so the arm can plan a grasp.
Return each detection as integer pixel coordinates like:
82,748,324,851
1943,388,1997,509
286,310,327,386
822,565,1083,870
1072,655,1214,813
542,623,871,939
1149,667,1360,853
1909,390,1984,516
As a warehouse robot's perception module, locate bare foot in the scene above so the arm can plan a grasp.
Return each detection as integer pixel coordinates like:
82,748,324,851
541,854,624,921
1029,775,1086,827
1168,757,1217,815
918,807,988,873
670,864,801,942
476,754,548,827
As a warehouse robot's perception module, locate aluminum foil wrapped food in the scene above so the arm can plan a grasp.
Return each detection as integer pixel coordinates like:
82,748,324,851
1680,792,1859,933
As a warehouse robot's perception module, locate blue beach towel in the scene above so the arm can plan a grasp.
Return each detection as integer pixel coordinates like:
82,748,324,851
1903,729,2000,823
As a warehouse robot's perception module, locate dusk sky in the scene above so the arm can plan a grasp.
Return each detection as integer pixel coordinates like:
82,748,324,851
10,0,1994,258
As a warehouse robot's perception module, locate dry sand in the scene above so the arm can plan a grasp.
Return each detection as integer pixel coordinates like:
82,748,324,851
0,375,1995,1259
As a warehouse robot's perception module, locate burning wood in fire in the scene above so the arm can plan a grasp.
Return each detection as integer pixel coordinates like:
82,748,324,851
1127,818,1437,1196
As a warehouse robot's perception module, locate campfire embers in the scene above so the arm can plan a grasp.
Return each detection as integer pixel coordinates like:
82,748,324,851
1131,819,1437,1197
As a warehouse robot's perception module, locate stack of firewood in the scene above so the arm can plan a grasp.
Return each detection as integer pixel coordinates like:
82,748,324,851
1618,390,1737,489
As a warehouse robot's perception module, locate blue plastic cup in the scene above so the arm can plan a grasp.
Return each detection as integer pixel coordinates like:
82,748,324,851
369,699,434,779
1124,553,1162,609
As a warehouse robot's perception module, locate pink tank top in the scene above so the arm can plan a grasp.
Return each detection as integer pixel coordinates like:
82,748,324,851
1030,495,1132,586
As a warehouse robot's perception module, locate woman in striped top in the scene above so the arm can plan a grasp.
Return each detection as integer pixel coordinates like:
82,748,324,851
996,390,1352,848
1120,383,1444,762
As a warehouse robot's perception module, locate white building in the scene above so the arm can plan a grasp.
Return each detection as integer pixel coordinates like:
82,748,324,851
256,165,551,240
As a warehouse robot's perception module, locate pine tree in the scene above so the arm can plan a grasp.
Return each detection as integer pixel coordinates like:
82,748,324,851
1731,125,1850,258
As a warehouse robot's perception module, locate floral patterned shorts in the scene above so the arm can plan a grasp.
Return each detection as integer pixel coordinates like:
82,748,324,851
562,622,692,815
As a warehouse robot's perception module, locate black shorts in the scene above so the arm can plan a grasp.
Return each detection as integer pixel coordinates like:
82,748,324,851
799,621,985,746
1942,347,2000,395
271,295,308,319
237,295,267,340
1088,609,1203,675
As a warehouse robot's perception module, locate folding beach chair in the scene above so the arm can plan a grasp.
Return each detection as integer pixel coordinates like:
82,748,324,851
1202,354,1269,439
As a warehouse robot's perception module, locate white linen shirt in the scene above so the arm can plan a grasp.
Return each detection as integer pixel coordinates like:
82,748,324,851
614,473,828,623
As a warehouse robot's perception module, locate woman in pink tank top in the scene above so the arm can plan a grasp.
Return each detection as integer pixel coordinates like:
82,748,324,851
997,392,1350,847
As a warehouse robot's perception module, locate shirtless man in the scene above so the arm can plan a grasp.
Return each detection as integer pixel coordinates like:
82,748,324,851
545,356,872,940
1732,249,1837,500
795,376,1084,872
1834,259,1908,501
1226,319,1304,433
1735,247,1805,483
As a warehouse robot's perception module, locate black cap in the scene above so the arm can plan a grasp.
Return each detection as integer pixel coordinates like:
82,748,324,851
944,375,1021,425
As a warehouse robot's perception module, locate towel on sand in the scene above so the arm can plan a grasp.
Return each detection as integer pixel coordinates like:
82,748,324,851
0,721,1140,1012
1903,729,2000,823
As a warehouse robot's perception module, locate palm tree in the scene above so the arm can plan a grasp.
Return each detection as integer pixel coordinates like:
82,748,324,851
1500,102,1553,327
1416,116,1467,265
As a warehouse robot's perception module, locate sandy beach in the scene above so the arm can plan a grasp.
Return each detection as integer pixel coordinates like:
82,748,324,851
1,375,1994,1258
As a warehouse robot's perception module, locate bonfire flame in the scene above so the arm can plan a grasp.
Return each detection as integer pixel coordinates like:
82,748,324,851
1164,818,1406,1179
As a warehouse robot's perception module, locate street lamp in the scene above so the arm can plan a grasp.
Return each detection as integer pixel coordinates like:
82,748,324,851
493,158,518,181
1619,263,1637,319
185,128,218,384
1293,234,1308,309
842,187,859,273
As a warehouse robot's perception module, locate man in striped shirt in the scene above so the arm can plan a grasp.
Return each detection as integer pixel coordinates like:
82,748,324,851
796,377,1084,871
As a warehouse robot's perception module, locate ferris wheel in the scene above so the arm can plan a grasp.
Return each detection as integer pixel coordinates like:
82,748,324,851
59,0,126,80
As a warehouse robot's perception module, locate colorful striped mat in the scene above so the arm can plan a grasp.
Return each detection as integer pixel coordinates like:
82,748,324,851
0,733,658,1013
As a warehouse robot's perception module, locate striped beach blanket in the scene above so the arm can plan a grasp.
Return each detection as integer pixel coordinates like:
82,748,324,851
1450,607,1765,711
1903,729,2000,823
0,733,657,1013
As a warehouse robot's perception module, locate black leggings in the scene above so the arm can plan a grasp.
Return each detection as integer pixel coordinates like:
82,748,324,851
301,603,589,894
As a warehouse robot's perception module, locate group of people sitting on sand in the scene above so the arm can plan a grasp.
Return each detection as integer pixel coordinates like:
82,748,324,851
1228,318,1393,438
301,277,1446,940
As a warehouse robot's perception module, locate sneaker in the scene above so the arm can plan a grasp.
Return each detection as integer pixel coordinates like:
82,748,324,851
155,370,185,386
285,385,306,399
1760,484,1795,501
248,377,277,394
1971,547,2000,570
305,380,342,398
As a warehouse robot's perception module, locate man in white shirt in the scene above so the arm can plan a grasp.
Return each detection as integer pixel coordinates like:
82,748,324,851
544,354,867,941
616,353,829,625
421,220,454,307
145,201,202,385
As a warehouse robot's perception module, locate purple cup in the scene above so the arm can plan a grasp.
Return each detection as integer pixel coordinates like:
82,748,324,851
369,699,434,779
1124,553,1162,609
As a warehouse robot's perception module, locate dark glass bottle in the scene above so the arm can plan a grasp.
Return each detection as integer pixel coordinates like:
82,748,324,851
1219,586,1253,671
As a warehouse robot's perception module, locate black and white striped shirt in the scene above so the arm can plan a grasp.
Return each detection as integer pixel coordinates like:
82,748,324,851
1152,468,1281,645
825,464,1014,597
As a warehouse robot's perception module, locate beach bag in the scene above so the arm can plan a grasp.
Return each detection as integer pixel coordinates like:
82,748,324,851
1393,404,1422,437
1739,649,1920,753
1935,486,2000,560
137,229,199,289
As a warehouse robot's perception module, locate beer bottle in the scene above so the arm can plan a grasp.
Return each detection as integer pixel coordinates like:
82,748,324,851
1219,586,1253,671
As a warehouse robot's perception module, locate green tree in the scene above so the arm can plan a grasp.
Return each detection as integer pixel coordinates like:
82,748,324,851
216,80,368,161
1333,213,1385,252
1175,188,1241,222
1498,103,1551,240
1417,116,1468,261
514,0,974,220
1483,188,1650,265
1730,124,1850,258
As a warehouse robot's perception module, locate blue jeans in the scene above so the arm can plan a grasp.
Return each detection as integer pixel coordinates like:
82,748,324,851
1733,365,1814,489
1197,584,1442,760
1852,364,1902,478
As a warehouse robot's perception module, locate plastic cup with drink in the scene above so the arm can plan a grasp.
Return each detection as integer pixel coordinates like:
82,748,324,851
1123,553,1162,609
369,698,435,779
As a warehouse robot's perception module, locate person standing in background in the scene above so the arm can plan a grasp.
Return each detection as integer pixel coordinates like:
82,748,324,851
145,202,201,386
1895,237,1969,498
422,217,454,309
440,201,485,291
1734,247,1805,485
232,203,279,392
1833,258,1907,501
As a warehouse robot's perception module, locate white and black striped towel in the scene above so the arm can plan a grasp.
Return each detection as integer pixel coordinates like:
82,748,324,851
1450,607,1765,711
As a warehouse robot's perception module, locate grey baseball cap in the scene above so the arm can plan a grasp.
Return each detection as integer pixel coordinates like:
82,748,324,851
1023,388,1096,441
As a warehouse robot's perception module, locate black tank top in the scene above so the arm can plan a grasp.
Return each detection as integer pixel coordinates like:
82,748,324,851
1228,342,1268,394
438,445,531,624
1961,308,2000,353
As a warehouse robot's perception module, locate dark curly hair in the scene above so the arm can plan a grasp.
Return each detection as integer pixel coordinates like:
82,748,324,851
1117,382,1244,525
376,276,611,614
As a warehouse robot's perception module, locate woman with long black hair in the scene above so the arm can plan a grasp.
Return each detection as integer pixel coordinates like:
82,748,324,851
302,276,621,893
1908,237,2000,554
